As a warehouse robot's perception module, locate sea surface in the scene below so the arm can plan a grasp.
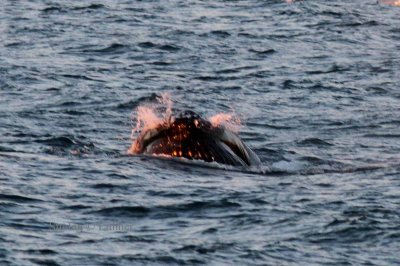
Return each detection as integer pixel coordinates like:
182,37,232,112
1,0,400,265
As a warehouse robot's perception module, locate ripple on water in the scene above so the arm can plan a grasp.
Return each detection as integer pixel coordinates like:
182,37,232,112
1,0,400,265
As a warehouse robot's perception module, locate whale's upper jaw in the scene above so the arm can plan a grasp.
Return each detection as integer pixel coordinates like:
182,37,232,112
132,111,260,167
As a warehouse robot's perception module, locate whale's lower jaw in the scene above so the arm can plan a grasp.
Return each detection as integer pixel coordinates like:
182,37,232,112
143,134,251,167
131,111,261,167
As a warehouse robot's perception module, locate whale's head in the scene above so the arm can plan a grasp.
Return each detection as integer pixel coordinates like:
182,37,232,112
129,111,260,167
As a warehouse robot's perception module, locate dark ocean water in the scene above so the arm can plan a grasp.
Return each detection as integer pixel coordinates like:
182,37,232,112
1,0,400,265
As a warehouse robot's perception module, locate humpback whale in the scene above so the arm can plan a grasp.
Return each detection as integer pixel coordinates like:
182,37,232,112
129,111,260,167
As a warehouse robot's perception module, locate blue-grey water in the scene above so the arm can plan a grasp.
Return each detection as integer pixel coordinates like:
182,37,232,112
1,1,400,265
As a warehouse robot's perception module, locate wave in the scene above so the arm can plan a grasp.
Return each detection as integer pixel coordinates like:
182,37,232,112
90,199,241,218
0,193,43,203
42,4,105,13
138,42,181,52
297,138,334,146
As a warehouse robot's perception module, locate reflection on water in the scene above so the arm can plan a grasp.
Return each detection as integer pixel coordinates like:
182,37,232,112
1,0,400,265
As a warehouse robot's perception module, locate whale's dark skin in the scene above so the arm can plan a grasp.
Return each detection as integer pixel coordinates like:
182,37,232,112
130,111,261,167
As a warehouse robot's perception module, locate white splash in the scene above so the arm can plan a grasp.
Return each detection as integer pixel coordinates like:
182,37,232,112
208,113,241,133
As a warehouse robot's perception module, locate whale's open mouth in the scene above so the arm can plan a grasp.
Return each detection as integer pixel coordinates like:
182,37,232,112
129,111,260,167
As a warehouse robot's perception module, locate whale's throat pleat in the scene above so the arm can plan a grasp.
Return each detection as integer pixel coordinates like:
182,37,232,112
144,131,247,166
